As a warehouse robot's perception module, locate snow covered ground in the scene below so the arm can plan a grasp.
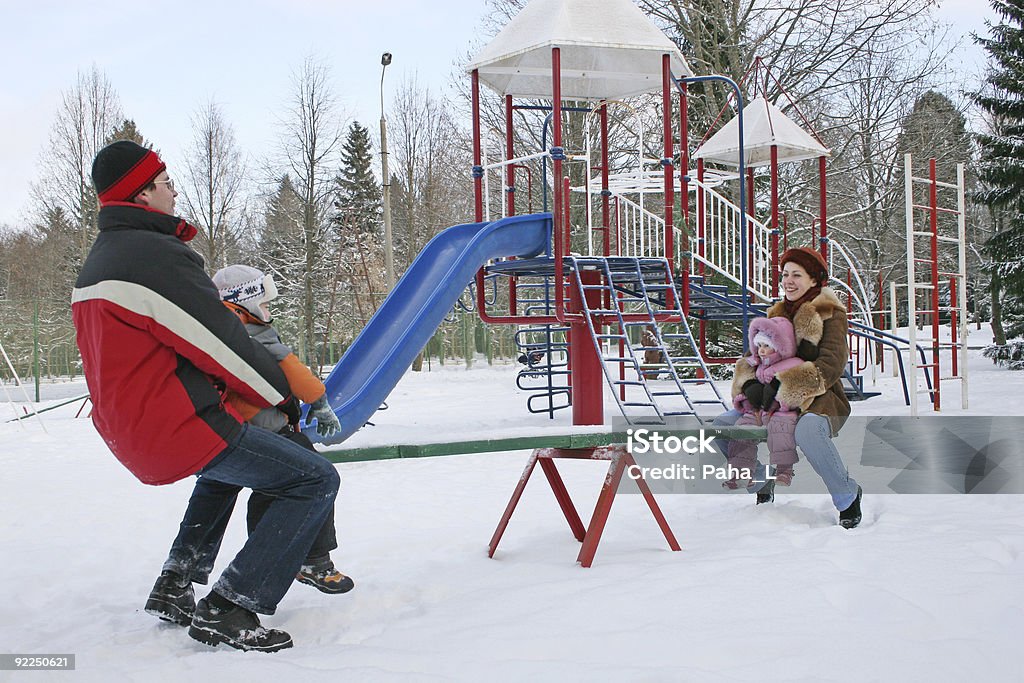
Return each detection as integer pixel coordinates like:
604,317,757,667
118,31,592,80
1,324,1022,682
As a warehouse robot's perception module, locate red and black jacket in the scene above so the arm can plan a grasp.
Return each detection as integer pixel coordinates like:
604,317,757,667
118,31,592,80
72,204,292,485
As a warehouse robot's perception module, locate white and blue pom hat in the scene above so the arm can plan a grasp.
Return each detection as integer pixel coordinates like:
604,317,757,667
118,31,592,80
212,264,279,323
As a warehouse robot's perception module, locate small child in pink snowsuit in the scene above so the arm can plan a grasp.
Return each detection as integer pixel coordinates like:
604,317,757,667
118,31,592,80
726,316,805,487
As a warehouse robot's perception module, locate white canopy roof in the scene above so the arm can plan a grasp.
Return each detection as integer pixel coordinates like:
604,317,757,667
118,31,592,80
466,0,693,101
693,96,829,168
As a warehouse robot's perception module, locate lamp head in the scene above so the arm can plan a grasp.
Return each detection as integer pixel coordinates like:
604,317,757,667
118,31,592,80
381,52,392,67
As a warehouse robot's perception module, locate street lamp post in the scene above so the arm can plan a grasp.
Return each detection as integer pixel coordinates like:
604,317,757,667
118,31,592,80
379,52,395,289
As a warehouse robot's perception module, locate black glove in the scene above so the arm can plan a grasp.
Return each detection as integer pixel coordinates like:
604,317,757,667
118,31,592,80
278,395,301,428
742,379,764,409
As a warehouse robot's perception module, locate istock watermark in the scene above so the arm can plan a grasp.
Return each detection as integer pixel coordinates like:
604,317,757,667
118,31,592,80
614,415,1024,495
623,426,762,485
626,428,717,455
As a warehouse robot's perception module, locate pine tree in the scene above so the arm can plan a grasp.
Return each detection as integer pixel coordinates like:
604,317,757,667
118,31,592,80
106,119,147,146
334,121,382,239
894,91,976,321
973,0,1024,341
255,175,305,344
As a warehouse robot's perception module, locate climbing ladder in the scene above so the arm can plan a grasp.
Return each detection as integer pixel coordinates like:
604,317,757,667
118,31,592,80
567,256,728,424
903,153,968,415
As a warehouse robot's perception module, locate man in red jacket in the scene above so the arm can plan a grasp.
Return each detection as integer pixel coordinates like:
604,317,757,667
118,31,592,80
72,140,340,653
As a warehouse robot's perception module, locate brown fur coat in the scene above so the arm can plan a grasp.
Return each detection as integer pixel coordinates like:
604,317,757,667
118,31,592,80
731,287,851,434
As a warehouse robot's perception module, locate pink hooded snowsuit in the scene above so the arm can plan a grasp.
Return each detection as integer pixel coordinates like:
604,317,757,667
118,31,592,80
729,316,805,475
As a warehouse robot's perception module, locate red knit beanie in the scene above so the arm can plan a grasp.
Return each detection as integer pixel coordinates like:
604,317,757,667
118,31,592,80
91,140,166,205
780,247,828,284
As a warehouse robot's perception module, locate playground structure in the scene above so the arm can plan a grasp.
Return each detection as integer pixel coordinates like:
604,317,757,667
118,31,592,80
296,0,973,452
463,17,971,421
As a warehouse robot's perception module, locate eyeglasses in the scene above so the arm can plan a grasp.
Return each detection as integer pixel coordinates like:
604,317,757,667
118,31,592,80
154,178,176,192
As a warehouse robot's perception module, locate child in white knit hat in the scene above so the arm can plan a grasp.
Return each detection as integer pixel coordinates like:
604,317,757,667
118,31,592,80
212,264,353,595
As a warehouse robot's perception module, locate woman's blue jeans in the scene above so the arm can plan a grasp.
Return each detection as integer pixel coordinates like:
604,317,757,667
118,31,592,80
162,423,340,614
713,409,859,510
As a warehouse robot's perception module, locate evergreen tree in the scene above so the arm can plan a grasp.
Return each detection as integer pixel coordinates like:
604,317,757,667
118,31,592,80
973,1,1024,340
973,0,1024,341
334,121,382,239
107,119,147,146
897,91,972,172
894,91,976,319
255,175,305,344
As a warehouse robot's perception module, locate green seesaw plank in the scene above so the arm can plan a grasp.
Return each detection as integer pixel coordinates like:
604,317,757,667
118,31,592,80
318,426,766,464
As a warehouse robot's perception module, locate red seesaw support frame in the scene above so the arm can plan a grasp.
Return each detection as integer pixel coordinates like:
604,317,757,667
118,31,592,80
487,444,681,567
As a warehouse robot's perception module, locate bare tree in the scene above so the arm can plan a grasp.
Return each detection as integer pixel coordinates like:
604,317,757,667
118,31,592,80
636,0,945,125
32,65,123,266
181,100,247,271
388,75,474,370
391,75,473,268
275,55,344,365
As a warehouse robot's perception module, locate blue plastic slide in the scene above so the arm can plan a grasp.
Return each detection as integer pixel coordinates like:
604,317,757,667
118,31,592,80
303,213,552,445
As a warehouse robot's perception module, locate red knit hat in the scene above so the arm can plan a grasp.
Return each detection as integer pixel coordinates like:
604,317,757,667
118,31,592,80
91,140,166,205
780,247,828,284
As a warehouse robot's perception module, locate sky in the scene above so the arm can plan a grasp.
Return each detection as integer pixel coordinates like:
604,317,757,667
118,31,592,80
0,0,1000,229
0,0,493,228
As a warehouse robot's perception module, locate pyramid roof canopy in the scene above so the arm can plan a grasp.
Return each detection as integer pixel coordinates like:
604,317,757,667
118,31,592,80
467,0,693,101
693,96,829,168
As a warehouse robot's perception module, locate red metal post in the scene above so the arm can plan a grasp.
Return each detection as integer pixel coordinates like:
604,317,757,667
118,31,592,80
505,94,518,316
505,95,515,217
570,270,604,425
878,270,886,373
473,69,495,324
662,55,676,307
680,84,691,315
818,155,828,261
552,47,567,323
539,458,588,540
472,70,483,222
930,158,940,410
575,452,624,567
662,54,675,267
770,145,780,295
697,151,708,358
600,103,610,257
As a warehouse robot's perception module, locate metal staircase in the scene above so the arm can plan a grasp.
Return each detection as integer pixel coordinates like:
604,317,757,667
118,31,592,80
685,274,769,321
566,256,728,424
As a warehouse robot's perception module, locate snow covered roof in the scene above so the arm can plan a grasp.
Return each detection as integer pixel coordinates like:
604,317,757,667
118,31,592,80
693,96,830,168
466,0,693,101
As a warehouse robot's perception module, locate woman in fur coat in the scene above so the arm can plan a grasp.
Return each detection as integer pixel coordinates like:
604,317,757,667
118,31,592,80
714,247,863,529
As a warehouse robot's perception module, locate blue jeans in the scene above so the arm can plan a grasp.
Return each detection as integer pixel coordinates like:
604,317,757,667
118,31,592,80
713,409,859,510
162,424,340,614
